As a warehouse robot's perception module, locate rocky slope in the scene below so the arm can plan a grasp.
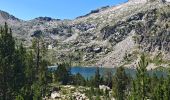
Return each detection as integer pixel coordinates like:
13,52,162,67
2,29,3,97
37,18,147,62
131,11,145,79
0,0,169,68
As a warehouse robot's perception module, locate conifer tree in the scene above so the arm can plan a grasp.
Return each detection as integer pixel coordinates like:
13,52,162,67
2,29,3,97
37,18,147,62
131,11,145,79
54,63,71,85
13,44,27,97
0,23,15,100
129,80,138,100
164,68,170,100
31,30,49,99
153,76,165,100
132,53,149,100
94,67,101,88
113,66,130,100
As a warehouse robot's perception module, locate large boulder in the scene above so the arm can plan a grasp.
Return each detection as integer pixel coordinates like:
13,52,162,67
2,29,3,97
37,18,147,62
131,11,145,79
99,85,111,91
93,47,102,53
51,91,61,99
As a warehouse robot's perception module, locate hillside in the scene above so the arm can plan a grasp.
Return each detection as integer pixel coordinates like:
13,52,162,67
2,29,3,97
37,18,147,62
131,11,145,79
0,0,170,68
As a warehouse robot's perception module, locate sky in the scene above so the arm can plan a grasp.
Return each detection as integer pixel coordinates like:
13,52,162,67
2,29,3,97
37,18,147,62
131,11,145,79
0,0,127,20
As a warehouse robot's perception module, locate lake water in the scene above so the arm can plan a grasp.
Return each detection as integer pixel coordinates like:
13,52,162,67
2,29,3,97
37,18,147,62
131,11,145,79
48,66,167,79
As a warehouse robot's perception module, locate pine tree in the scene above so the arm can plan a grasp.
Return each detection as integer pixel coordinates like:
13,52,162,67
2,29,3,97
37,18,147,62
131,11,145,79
129,80,138,100
31,31,49,99
94,67,101,88
73,73,86,86
38,59,48,97
13,44,27,97
113,66,130,100
132,53,149,100
22,51,35,100
154,76,165,100
0,23,16,100
54,63,71,85
164,68,170,100
103,70,113,88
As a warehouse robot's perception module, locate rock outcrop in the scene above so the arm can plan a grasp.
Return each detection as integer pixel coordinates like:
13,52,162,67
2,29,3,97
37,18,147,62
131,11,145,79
128,0,147,3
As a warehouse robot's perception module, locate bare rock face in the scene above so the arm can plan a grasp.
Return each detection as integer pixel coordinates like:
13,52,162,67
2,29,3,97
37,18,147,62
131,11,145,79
0,10,19,21
128,0,148,3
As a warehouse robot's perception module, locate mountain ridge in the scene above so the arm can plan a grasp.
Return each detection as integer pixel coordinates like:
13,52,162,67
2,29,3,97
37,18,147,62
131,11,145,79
0,0,169,21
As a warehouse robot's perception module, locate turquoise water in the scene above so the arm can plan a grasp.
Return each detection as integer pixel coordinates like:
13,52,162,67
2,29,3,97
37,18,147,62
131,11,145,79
70,67,136,79
48,66,167,79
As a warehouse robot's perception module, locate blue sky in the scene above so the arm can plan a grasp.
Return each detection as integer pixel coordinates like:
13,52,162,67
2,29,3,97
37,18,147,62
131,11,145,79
0,0,127,20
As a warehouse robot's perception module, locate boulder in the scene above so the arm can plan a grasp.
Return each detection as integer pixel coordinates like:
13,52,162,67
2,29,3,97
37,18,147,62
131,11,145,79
83,54,94,61
48,45,53,49
99,85,110,91
93,47,102,53
51,91,61,99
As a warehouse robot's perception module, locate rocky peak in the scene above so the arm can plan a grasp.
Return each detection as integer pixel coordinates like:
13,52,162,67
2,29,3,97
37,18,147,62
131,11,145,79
76,6,110,19
0,10,19,21
34,17,60,22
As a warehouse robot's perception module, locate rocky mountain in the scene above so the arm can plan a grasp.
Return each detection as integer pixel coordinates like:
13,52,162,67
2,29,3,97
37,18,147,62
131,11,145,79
0,0,169,68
